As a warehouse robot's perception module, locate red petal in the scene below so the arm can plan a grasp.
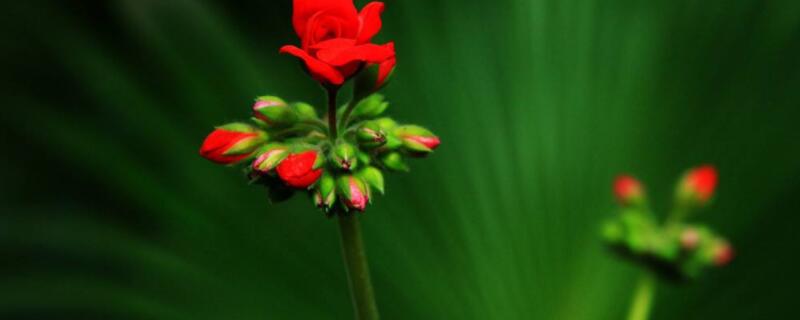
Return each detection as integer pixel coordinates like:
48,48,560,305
357,2,385,44
277,151,323,188
292,0,358,39
376,55,396,88
280,45,345,85
199,129,256,164
316,42,395,67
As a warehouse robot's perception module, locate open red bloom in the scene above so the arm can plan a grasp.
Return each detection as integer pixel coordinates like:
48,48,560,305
277,151,323,188
280,0,396,86
199,129,260,165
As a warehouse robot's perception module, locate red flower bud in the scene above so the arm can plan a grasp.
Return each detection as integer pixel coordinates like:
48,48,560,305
394,125,441,155
712,241,734,266
680,228,701,250
613,175,643,206
341,176,369,212
680,165,718,205
252,145,289,173
199,126,263,165
276,151,323,188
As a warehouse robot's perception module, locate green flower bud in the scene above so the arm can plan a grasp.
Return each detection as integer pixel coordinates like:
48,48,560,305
314,172,337,210
394,125,441,155
357,166,385,195
293,102,318,121
350,94,389,120
252,144,289,173
380,151,409,172
253,96,297,126
332,142,358,171
356,121,387,148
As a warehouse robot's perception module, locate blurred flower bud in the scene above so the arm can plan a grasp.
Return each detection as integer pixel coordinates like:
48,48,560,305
276,150,323,188
678,165,718,206
356,122,387,148
380,151,409,172
712,241,734,266
332,142,358,171
253,96,297,126
314,172,337,210
252,144,289,173
613,175,644,206
358,166,385,195
200,123,266,165
680,227,701,250
394,125,441,155
338,176,369,212
292,102,318,121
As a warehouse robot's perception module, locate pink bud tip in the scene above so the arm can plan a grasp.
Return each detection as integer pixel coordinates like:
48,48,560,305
686,165,718,203
347,177,368,212
680,228,701,250
253,99,284,111
613,175,642,205
408,135,441,150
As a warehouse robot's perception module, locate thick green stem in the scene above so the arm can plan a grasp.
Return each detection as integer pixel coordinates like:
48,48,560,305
338,214,380,320
627,274,656,320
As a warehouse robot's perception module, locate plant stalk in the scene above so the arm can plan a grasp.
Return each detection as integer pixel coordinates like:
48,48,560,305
627,273,656,320
338,214,380,320
327,87,339,139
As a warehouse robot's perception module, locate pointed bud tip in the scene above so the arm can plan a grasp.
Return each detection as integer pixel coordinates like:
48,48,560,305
685,165,718,203
713,242,734,266
680,228,701,250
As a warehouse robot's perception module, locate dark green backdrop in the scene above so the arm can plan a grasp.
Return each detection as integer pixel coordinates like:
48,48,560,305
1,0,799,319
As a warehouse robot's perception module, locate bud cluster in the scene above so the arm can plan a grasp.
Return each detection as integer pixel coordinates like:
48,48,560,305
199,94,439,216
601,166,733,280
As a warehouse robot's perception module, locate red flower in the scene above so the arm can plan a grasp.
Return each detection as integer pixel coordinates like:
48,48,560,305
277,151,323,188
681,165,718,204
199,128,261,165
280,0,396,86
613,175,643,206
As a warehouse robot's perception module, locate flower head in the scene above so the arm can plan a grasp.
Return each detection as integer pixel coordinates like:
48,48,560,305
280,0,396,86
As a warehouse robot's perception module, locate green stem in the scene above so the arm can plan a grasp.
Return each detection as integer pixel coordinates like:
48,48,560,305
327,87,339,139
338,214,380,320
627,274,656,320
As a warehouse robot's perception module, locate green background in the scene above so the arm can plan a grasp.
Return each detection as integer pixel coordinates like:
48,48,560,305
2,0,799,319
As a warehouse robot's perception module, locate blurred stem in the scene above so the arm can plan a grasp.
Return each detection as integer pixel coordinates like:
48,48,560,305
327,87,340,139
627,273,655,320
338,214,380,320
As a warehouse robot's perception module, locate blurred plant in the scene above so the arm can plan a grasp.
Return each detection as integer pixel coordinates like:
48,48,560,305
199,1,438,319
602,166,733,320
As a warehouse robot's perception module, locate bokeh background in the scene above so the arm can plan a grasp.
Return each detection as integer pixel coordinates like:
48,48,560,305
2,0,799,319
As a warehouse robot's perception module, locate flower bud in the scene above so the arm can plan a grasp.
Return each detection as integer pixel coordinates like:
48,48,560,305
199,123,266,164
350,94,389,120
292,102,318,121
252,144,289,173
380,151,409,172
712,241,734,266
276,150,323,188
680,227,701,250
358,166,385,195
354,50,396,95
356,122,387,148
677,165,718,206
253,96,297,126
313,172,336,210
394,125,441,155
332,142,358,171
613,175,644,206
338,176,369,212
